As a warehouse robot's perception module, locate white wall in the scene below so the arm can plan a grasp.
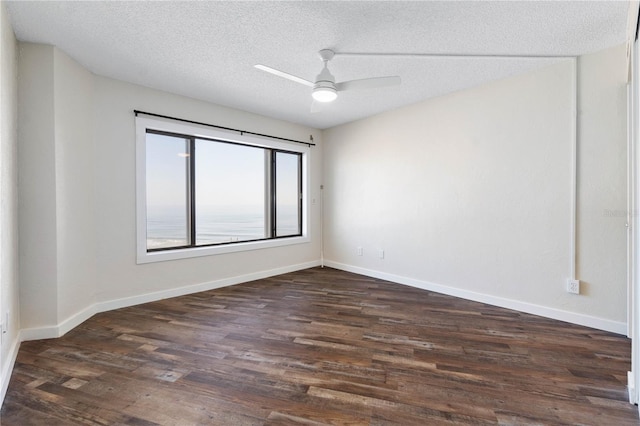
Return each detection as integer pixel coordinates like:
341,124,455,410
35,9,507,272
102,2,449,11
0,0,20,402
16,43,323,336
18,43,58,330
577,46,629,318
323,45,628,332
53,48,96,323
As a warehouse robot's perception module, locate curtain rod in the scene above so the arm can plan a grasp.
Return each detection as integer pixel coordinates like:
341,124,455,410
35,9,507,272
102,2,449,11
134,110,315,147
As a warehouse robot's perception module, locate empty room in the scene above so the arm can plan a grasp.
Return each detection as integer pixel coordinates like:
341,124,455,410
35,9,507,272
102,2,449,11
2,0,640,424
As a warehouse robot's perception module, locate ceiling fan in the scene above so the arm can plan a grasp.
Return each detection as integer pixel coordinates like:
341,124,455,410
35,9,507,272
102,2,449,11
255,49,401,107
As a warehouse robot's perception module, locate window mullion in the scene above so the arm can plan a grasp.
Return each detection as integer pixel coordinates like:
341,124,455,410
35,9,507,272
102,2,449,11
298,153,303,235
264,150,272,238
271,150,277,238
188,137,196,246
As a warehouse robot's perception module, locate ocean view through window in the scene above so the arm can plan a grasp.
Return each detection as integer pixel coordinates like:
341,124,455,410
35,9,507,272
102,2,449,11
136,115,310,263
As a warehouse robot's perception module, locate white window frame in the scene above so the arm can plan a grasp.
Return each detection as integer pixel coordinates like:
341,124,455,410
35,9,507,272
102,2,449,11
136,115,310,264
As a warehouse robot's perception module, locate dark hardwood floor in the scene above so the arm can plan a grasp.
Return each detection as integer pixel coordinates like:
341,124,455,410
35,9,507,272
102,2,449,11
1,267,638,425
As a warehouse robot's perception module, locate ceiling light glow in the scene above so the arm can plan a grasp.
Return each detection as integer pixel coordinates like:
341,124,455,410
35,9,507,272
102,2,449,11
312,86,337,103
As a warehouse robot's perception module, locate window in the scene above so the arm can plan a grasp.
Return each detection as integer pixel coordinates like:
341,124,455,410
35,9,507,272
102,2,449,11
136,116,309,263
146,132,190,250
194,139,268,246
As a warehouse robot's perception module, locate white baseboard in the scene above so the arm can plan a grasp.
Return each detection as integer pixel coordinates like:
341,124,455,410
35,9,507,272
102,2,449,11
1,331,21,406
20,260,321,342
94,260,320,314
324,260,627,335
20,325,60,341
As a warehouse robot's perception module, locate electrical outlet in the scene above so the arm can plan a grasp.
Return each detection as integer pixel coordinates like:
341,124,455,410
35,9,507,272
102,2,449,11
357,247,363,256
567,279,580,294
378,249,385,259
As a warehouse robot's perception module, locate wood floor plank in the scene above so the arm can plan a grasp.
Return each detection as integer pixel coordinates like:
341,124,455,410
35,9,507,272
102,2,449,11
1,267,638,425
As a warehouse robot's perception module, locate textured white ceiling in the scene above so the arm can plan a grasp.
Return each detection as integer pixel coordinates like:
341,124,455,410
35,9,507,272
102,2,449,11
5,1,631,129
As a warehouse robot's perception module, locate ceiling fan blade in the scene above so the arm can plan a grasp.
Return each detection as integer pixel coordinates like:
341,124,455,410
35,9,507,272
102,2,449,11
254,64,314,87
336,76,401,92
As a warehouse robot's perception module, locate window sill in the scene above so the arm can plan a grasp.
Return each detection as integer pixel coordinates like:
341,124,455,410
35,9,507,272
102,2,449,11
136,234,310,264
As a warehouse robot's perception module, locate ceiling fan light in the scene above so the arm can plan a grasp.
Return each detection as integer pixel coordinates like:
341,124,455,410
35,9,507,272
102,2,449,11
312,86,337,102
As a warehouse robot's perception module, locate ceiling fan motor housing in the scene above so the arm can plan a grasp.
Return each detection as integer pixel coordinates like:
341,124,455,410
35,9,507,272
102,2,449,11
313,65,338,102
312,81,337,102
